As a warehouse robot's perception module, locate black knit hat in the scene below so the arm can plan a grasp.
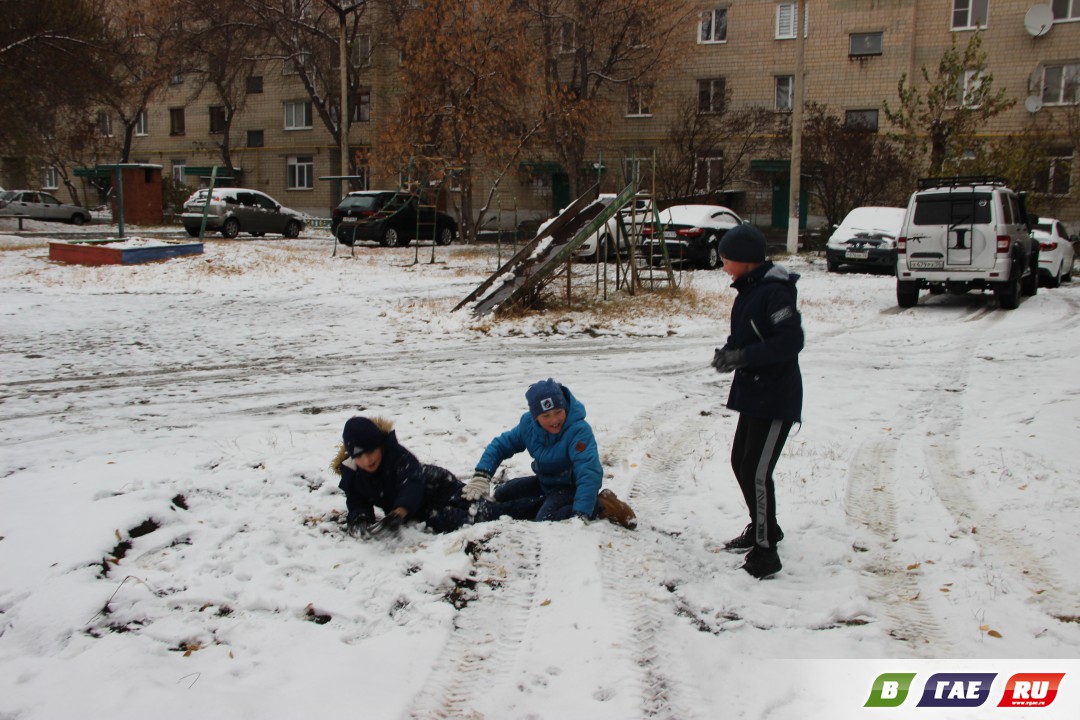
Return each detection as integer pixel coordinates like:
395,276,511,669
342,417,385,458
718,224,767,263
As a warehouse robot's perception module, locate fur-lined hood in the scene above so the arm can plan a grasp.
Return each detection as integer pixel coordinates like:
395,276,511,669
331,416,395,475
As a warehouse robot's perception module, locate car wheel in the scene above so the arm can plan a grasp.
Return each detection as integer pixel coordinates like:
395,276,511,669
1021,253,1039,296
283,221,301,239
826,257,840,272
897,280,919,308
703,239,721,270
996,270,1021,310
70,213,87,226
336,228,354,247
221,217,240,239
382,227,402,247
435,225,454,246
185,227,200,238
1063,260,1073,283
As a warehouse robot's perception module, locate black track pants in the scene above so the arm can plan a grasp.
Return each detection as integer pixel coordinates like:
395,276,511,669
730,415,793,549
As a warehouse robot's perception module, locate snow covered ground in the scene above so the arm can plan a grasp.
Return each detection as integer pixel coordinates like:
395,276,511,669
1,224,1079,719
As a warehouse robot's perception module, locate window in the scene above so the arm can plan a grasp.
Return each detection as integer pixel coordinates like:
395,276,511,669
845,109,879,131
700,8,728,43
283,53,310,75
172,161,186,184
951,0,988,30
246,75,263,94
953,70,983,108
1042,63,1080,105
135,110,148,136
42,166,59,190
623,156,652,186
247,129,264,148
1034,150,1073,195
209,106,227,134
776,3,807,39
352,89,371,122
284,101,312,130
849,32,882,56
775,75,794,111
1053,0,1080,20
169,108,185,135
352,34,372,67
287,155,314,189
698,78,726,114
626,83,652,117
170,72,184,85
559,22,576,54
97,111,113,137
695,153,724,192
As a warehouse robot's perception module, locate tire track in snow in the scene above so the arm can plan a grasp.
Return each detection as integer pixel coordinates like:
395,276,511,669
404,524,543,720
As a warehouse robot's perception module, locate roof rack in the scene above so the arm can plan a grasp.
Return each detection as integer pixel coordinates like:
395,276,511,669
917,176,1007,190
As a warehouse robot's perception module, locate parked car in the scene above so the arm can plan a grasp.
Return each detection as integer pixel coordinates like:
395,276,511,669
0,190,92,225
1033,217,1075,288
639,204,745,270
334,191,456,247
896,177,1039,310
575,194,653,261
180,188,305,238
825,206,907,273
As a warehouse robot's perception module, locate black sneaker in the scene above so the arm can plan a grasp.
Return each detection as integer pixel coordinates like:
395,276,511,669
741,546,782,579
723,524,784,553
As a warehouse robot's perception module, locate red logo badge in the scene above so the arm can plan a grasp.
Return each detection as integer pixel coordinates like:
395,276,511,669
575,442,586,452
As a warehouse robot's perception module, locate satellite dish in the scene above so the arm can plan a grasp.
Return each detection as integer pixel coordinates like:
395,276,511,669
1025,95,1044,113
1024,5,1053,37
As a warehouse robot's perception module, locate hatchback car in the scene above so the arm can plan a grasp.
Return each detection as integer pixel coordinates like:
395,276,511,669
639,204,744,269
825,206,907,273
334,191,456,247
0,190,92,225
180,188,305,238
1033,217,1075,288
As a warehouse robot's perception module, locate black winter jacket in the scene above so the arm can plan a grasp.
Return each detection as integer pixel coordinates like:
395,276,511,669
336,430,461,524
723,261,804,423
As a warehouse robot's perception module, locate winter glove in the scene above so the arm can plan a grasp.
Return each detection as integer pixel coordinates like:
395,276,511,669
345,516,370,538
461,472,491,502
366,512,403,539
712,348,748,373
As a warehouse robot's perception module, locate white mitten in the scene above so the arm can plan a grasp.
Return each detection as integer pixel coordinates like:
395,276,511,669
461,473,491,501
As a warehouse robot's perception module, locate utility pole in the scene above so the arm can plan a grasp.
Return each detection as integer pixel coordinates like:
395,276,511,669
786,0,806,255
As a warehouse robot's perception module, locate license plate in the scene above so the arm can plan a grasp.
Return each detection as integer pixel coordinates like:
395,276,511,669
909,260,944,270
845,250,869,259
663,231,677,239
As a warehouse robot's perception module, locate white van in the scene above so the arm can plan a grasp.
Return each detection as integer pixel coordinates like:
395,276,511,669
825,206,907,273
896,177,1039,310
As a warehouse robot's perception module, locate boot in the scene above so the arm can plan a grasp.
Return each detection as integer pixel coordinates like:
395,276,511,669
723,523,783,553
741,545,782,579
596,489,637,530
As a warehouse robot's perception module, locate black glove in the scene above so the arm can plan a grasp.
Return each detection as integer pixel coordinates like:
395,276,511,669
711,348,748,373
366,513,403,539
345,516,370,538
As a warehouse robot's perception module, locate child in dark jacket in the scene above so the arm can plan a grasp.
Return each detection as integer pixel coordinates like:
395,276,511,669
333,416,540,536
463,378,636,528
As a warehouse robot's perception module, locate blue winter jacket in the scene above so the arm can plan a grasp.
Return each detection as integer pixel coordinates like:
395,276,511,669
476,385,603,517
724,261,804,423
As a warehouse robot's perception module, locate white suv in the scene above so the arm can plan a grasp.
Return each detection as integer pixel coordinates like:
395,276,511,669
896,177,1039,310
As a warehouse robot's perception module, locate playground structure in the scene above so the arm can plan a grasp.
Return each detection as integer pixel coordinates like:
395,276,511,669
454,180,679,317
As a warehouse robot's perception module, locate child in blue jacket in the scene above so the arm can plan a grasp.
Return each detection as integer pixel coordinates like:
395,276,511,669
463,378,635,528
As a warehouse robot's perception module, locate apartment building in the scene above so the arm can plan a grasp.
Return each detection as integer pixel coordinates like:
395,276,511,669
19,0,1080,230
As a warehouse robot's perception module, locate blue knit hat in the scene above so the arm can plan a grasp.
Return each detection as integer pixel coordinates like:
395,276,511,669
526,378,567,418
718,223,767,263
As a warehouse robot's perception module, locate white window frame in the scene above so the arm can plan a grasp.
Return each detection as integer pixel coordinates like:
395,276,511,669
169,107,185,136
284,100,313,130
42,166,60,190
623,156,652,187
1052,0,1080,21
282,53,311,75
694,154,724,192
98,111,113,138
172,161,186,185
698,78,726,114
1042,63,1080,105
845,109,880,131
952,69,984,108
775,75,794,111
776,3,807,40
134,110,148,137
699,8,728,44
626,83,653,117
559,22,576,54
849,32,883,57
287,155,315,190
1036,150,1073,195
351,33,372,67
951,0,988,30
353,89,371,123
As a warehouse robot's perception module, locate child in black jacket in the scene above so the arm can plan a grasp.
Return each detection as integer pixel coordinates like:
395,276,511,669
332,416,540,536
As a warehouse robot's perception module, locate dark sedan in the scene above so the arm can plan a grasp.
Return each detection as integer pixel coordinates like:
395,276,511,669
333,191,457,247
639,204,744,270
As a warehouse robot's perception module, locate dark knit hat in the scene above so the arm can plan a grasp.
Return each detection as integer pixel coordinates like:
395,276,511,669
342,417,385,458
526,378,567,418
718,224,767,263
